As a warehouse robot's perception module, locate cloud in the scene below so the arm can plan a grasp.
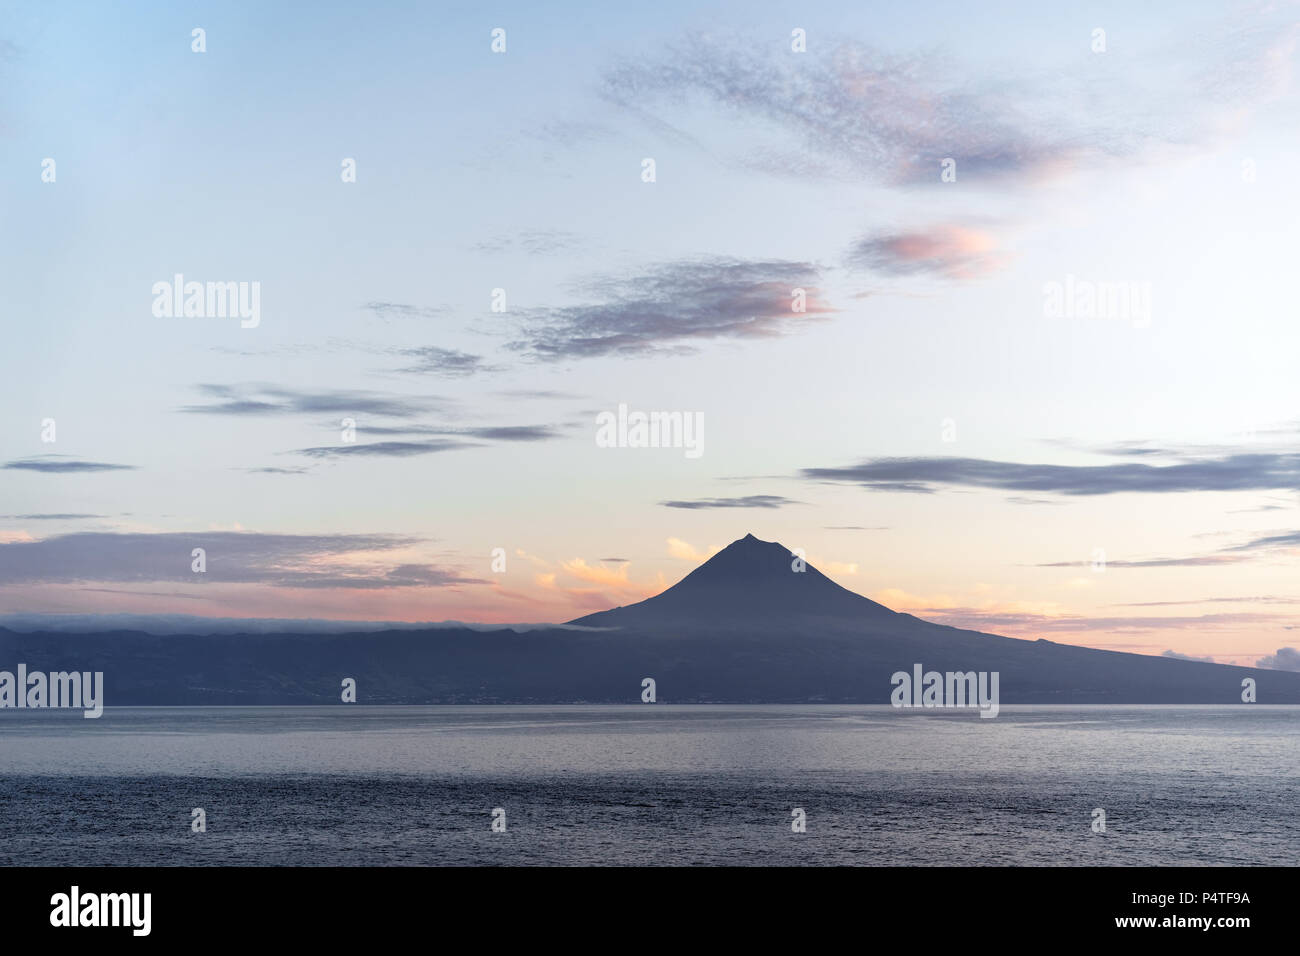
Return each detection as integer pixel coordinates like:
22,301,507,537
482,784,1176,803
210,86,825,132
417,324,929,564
365,302,446,322
1162,649,1217,663
295,440,481,459
376,564,482,588
187,401,283,415
1255,647,1300,671
1226,530,1300,552
1114,596,1300,608
391,347,501,377
667,538,722,562
846,225,1006,279
0,513,105,520
800,453,1300,496
660,495,800,509
554,557,664,606
1093,442,1179,458
3,456,135,473
1036,555,1248,569
559,558,631,589
242,466,310,475
507,258,832,360
599,13,1300,187
79,588,211,601
309,424,564,442
1191,12,1300,115
454,426,563,442
0,531,486,590
494,389,586,400
1037,527,1300,571
600,37,1075,185
182,384,445,419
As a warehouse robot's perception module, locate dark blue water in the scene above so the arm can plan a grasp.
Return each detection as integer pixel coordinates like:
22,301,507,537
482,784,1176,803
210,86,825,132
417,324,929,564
1,706,1296,865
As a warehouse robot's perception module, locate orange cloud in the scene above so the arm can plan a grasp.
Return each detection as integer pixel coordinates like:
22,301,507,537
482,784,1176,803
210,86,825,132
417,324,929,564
667,538,722,562
849,225,1008,279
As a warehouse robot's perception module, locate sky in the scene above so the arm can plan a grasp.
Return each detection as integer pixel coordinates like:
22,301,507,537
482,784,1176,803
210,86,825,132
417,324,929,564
2,1,1300,668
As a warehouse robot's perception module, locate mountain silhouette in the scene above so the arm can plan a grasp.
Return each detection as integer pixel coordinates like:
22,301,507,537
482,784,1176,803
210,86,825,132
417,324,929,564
570,533,899,629
4,532,1299,704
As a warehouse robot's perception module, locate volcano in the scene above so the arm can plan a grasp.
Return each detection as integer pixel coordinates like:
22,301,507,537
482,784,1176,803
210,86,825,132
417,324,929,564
569,533,900,630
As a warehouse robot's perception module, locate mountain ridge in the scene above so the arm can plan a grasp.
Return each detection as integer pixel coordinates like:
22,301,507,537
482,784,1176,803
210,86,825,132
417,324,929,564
569,532,902,629
3,533,1297,704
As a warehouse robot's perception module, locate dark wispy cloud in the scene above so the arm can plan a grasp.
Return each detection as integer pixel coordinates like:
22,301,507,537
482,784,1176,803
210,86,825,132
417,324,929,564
846,225,1006,279
187,400,282,415
1226,530,1300,552
181,384,446,419
601,37,1074,185
507,258,831,360
325,424,565,442
459,426,562,442
79,588,211,601
1256,647,1300,672
391,346,501,377
1036,555,1248,569
0,531,484,590
599,13,1299,186
296,440,481,459
660,495,800,510
1114,596,1300,608
3,456,135,473
1093,441,1179,458
495,389,586,400
1036,526,1300,571
241,466,310,475
801,453,1300,496
0,513,105,520
365,302,446,322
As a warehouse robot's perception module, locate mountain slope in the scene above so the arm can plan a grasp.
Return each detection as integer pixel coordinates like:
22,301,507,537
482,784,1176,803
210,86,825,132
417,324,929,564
570,533,902,629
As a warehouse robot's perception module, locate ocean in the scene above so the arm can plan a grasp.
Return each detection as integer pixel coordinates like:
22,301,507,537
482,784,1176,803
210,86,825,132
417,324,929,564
1,705,1296,866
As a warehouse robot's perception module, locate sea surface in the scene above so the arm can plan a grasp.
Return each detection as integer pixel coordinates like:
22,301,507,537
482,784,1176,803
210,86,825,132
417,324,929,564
1,705,1296,865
